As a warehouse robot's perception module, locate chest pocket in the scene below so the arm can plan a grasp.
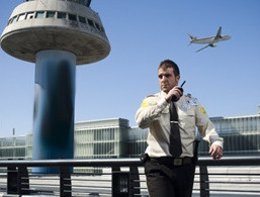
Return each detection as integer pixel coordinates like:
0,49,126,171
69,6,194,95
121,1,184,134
178,108,195,129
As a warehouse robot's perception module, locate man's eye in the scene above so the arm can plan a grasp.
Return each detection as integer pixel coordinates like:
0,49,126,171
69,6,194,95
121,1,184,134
158,74,171,79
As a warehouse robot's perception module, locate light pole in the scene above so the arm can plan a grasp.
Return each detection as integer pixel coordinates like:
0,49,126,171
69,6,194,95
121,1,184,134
12,128,15,160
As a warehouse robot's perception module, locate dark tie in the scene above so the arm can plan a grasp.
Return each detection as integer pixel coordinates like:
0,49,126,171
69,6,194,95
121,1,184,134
169,102,182,158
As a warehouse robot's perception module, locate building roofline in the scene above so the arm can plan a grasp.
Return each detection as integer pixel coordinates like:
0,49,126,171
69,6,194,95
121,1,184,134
211,114,260,120
75,117,129,124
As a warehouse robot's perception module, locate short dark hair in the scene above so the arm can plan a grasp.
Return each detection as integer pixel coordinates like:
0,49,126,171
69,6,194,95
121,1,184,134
158,59,180,76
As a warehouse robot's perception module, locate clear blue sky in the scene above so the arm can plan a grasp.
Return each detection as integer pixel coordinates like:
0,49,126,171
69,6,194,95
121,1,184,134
1,0,260,137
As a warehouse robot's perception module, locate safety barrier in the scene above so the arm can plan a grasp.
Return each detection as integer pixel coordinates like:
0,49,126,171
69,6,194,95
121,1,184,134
0,156,260,196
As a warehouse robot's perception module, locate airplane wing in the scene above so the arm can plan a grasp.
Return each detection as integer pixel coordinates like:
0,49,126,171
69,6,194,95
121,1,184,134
196,44,211,52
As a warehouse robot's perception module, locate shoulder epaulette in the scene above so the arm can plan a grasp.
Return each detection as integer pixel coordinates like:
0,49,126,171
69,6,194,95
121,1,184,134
146,94,155,98
186,93,192,98
185,93,199,105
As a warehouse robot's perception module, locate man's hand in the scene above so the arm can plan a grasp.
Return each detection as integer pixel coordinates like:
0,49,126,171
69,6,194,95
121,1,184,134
209,144,223,160
165,86,183,102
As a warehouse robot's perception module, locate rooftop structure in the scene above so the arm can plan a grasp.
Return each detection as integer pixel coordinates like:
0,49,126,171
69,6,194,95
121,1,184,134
1,0,110,64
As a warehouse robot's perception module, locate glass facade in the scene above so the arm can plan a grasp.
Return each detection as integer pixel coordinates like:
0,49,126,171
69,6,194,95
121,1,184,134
199,115,260,156
74,118,130,159
1,114,260,161
127,127,147,157
0,136,27,160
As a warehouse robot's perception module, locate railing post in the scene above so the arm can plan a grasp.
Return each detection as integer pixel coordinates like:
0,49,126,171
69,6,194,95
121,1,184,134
7,166,17,194
199,165,209,197
60,166,72,197
129,166,140,196
112,167,129,197
17,166,30,195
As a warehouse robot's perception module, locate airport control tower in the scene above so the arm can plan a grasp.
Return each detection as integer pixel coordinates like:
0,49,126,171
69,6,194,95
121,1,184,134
0,0,110,173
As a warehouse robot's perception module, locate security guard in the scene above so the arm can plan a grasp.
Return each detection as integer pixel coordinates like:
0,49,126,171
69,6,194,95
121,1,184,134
135,59,223,197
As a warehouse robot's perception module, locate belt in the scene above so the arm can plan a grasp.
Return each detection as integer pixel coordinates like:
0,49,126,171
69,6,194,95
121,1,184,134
150,156,194,166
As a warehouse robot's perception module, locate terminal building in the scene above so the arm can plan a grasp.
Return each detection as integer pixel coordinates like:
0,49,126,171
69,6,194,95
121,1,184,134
1,111,260,161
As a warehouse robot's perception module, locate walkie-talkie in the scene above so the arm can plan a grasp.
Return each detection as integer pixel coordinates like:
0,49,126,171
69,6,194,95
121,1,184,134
171,80,186,102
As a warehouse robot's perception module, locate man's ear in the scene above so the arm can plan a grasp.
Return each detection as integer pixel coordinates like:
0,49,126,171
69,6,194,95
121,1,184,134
176,75,180,83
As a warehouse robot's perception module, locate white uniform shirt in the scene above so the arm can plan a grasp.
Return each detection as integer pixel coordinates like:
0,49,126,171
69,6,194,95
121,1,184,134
135,91,223,158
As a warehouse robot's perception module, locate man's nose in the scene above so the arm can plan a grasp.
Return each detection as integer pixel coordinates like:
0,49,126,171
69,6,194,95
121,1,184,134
161,76,168,81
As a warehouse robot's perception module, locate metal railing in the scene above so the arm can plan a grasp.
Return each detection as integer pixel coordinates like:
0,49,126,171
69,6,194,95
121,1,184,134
0,156,260,196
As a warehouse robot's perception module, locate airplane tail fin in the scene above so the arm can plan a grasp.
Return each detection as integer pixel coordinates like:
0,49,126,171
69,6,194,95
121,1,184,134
188,34,196,45
215,26,222,39
188,33,196,40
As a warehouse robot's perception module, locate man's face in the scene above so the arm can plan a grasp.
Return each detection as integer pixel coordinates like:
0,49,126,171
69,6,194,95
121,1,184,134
158,67,180,93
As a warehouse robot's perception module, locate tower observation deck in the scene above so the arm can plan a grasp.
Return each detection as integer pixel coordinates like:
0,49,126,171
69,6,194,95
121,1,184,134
0,0,110,173
1,0,110,64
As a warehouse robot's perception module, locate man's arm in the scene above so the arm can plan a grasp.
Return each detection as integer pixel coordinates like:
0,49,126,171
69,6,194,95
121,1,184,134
135,95,168,128
195,103,224,160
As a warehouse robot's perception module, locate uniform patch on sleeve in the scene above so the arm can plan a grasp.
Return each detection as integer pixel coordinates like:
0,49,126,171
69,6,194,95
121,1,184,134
198,106,207,114
141,100,149,108
141,96,157,108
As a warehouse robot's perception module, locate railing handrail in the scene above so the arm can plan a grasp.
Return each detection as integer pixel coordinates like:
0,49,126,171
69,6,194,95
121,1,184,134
0,158,141,167
197,156,260,166
0,156,260,167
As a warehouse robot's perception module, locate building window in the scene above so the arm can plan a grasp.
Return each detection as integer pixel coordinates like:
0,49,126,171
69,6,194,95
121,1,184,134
11,16,18,24
8,18,14,25
94,22,101,31
87,19,94,27
100,26,104,32
26,12,35,19
17,13,26,21
35,11,45,18
57,12,67,19
78,16,86,23
46,11,55,18
68,14,77,21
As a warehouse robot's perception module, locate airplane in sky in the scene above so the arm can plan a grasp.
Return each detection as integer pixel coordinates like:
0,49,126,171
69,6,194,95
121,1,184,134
188,26,231,52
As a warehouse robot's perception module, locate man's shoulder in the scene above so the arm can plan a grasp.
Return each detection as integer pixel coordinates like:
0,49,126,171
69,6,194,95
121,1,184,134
144,92,161,99
145,92,160,98
183,93,209,115
140,92,160,107
183,93,199,105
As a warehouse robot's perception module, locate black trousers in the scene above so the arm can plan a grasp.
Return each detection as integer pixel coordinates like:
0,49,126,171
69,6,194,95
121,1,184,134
144,158,196,197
